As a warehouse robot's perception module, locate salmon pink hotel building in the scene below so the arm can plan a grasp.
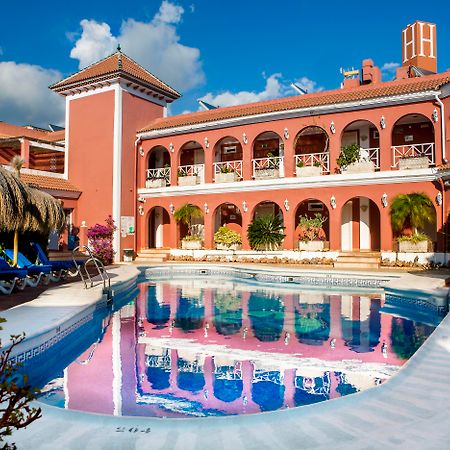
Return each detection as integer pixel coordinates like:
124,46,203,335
1,20,450,265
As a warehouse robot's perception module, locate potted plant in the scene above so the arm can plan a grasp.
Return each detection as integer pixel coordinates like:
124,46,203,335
296,158,322,177
337,143,375,173
247,214,285,250
215,166,239,183
174,204,204,249
390,192,434,252
178,169,199,186
214,226,242,250
254,152,280,179
297,213,327,251
145,171,167,188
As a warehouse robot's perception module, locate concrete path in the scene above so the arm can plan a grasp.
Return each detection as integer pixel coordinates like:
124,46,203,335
3,265,450,450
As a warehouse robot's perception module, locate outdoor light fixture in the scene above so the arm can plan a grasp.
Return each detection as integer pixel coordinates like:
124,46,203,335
330,196,336,209
242,132,248,145
169,143,174,153
380,116,386,129
169,203,175,215
436,192,443,206
204,202,209,213
242,201,248,212
381,193,388,208
284,199,290,211
330,121,336,134
139,147,144,156
432,108,439,123
284,128,289,139
204,137,210,148
137,196,146,203
138,205,144,216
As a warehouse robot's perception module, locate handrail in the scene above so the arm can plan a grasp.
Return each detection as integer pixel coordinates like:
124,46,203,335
72,245,111,292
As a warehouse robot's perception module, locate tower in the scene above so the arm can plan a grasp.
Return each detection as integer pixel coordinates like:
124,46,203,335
402,21,437,73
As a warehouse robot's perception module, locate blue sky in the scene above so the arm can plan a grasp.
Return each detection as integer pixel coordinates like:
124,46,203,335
0,0,449,127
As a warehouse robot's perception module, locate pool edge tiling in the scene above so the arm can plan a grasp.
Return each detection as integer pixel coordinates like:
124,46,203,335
4,264,450,450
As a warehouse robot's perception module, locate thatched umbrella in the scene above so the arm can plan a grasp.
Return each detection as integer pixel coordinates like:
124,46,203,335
0,157,65,265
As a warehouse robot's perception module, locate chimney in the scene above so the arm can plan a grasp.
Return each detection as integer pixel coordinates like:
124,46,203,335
402,21,437,73
361,59,381,85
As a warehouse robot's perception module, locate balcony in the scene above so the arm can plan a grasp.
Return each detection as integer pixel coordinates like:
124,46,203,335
391,143,435,169
145,167,171,188
178,164,205,186
252,156,284,179
294,152,329,177
213,160,243,183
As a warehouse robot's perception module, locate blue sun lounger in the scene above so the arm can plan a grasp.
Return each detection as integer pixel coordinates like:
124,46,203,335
31,242,83,274
3,249,56,283
0,257,28,293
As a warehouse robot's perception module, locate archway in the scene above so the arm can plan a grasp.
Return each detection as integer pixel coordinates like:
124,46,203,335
252,131,283,179
295,199,330,250
294,126,330,174
391,114,435,168
213,136,243,182
341,120,380,169
213,203,243,244
148,207,170,248
146,145,171,187
179,141,205,184
340,197,380,251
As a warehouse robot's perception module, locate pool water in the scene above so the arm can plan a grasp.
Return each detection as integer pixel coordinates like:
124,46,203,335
34,278,436,418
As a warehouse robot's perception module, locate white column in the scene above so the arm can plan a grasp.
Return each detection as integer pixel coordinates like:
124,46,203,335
112,311,122,416
359,198,371,250
341,201,353,251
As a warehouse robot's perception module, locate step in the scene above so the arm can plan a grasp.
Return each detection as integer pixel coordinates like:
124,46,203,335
338,252,381,258
335,256,381,263
135,257,168,263
333,261,380,269
139,248,171,255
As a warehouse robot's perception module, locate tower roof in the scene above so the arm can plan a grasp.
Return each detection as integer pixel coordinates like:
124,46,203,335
50,50,181,101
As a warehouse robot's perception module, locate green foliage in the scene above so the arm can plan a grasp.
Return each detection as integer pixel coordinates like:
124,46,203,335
214,226,242,247
337,143,360,168
266,152,279,169
296,159,305,168
297,213,327,242
390,193,434,236
182,235,202,241
220,166,235,174
214,292,241,312
0,320,42,449
247,214,285,250
173,204,203,236
397,233,429,243
313,161,321,168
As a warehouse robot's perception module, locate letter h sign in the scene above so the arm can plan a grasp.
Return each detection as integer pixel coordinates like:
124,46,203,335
402,21,437,73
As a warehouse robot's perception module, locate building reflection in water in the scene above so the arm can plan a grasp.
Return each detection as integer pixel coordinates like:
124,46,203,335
39,280,436,418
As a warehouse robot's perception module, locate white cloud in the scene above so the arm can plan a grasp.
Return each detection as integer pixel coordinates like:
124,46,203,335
0,62,64,127
69,1,204,92
381,62,400,72
200,74,323,108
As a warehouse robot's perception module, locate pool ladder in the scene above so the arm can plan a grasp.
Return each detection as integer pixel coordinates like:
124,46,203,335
72,245,112,299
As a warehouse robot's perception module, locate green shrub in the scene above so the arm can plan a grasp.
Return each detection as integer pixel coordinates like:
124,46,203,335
247,215,285,250
337,143,360,168
397,233,429,243
297,213,327,242
214,226,242,247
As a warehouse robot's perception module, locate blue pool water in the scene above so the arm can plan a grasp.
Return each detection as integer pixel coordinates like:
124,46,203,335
21,277,437,418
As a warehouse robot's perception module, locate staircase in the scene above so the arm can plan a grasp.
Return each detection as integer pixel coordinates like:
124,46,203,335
134,248,171,264
333,251,381,270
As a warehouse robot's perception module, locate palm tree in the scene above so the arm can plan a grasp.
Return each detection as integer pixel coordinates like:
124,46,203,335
173,204,203,236
247,214,285,250
390,192,434,236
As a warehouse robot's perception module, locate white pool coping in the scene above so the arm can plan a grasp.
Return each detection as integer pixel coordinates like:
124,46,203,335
3,264,450,450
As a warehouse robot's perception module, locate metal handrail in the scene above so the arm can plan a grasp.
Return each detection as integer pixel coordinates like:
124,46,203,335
72,245,111,292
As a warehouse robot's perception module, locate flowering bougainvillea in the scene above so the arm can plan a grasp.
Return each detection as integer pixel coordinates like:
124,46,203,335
87,216,116,265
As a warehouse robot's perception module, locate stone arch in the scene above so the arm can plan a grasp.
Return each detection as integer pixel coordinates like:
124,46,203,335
147,206,170,248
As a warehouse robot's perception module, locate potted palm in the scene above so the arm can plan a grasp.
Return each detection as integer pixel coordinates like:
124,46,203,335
215,166,239,183
214,226,242,250
174,204,204,249
247,214,285,250
296,159,322,177
390,193,434,252
297,213,327,251
337,144,375,174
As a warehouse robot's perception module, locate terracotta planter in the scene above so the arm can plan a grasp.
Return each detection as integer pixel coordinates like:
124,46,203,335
342,160,375,174
398,240,429,253
178,175,198,186
145,178,166,188
299,240,324,251
215,172,239,183
296,166,321,177
254,168,279,179
181,239,203,250
398,156,429,170
215,243,241,250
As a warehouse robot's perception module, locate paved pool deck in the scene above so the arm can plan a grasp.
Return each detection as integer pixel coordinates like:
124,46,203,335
2,264,450,450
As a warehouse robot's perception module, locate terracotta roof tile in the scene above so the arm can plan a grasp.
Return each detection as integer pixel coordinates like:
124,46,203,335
20,173,80,193
0,122,64,143
140,71,450,133
51,51,180,98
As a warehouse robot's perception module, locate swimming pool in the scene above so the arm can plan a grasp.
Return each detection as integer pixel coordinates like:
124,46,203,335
27,271,437,419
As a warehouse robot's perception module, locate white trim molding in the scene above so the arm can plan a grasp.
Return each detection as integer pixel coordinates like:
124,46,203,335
113,85,123,262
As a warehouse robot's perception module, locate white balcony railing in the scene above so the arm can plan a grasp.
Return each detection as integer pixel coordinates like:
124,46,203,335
391,142,435,168
364,147,380,169
252,156,284,178
294,152,329,173
146,167,171,185
213,160,243,180
178,164,205,183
